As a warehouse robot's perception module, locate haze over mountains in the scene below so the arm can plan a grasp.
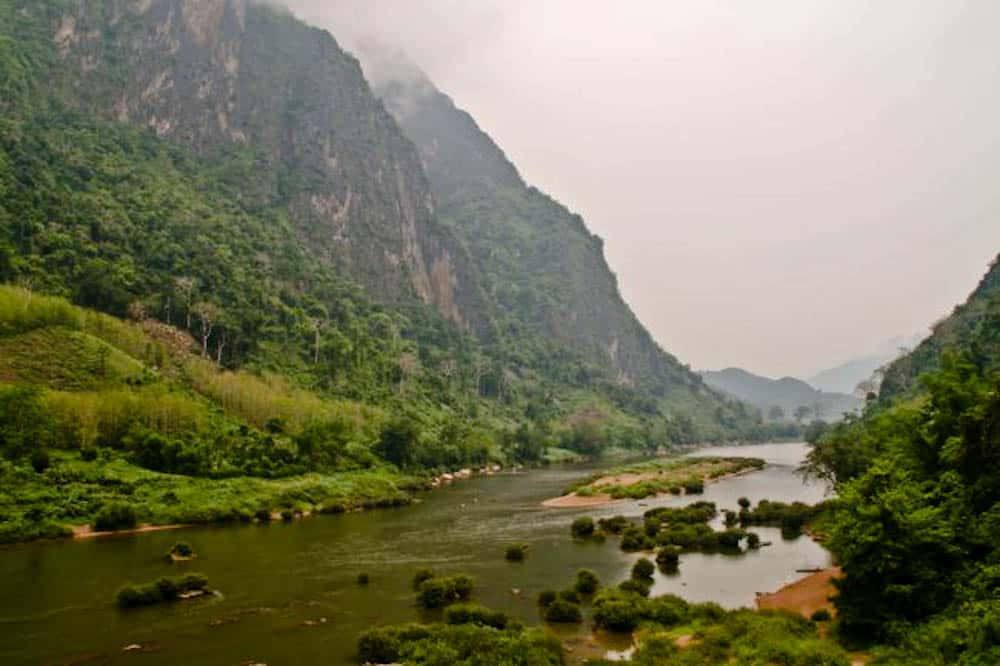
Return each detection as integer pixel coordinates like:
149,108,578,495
700,367,860,422
807,334,925,394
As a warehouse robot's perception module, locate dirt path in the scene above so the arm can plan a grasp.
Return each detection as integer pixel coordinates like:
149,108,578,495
756,567,841,618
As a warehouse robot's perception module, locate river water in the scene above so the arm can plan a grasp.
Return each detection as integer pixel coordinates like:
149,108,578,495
0,442,830,665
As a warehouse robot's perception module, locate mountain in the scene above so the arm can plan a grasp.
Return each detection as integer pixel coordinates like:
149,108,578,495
878,254,1000,402
700,368,860,421
0,0,759,478
807,334,924,395
365,53,741,430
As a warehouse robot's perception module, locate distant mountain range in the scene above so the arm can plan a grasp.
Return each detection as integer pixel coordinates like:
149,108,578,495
808,334,926,395
700,367,861,421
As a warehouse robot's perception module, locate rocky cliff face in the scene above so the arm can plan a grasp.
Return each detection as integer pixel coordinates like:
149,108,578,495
47,0,481,326
370,58,701,395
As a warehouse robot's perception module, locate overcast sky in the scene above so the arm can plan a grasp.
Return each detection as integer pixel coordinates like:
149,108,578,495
283,0,1000,379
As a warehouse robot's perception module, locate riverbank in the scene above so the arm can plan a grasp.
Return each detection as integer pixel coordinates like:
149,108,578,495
542,456,765,508
756,566,840,618
0,452,427,546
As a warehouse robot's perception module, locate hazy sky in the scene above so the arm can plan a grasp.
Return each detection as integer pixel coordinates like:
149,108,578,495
283,0,1000,379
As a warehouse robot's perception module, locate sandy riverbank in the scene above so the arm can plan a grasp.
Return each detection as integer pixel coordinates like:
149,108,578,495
756,566,840,618
72,523,189,539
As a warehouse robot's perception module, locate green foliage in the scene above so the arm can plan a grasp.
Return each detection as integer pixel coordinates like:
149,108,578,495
570,515,595,538
116,572,208,608
656,546,681,571
92,501,137,531
444,604,510,630
542,598,581,623
573,569,600,595
631,557,655,580
413,568,435,589
628,609,850,666
811,609,832,622
416,574,475,609
618,578,652,597
739,499,825,538
357,622,563,666
825,355,1000,646
168,541,194,559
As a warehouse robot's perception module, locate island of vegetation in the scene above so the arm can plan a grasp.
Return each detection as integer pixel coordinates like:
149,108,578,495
543,456,765,507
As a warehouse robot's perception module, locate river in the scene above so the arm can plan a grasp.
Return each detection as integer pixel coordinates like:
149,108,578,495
0,442,830,665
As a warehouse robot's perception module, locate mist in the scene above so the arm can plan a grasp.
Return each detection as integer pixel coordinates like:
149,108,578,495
282,0,1000,379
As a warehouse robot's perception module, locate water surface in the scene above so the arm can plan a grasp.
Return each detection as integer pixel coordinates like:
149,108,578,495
0,442,829,665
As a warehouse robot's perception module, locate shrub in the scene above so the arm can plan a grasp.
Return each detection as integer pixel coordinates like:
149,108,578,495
811,608,832,622
30,450,51,473
505,543,526,561
280,509,295,521
746,532,761,549
357,573,370,585
620,525,655,552
357,624,433,664
683,478,704,494
715,529,747,550
593,593,642,632
543,598,582,623
574,568,600,595
724,509,739,527
255,508,271,522
656,546,680,570
80,446,98,461
571,516,595,538
445,603,509,629
559,589,581,604
648,594,690,626
598,515,630,534
413,568,435,589
632,558,655,580
618,578,651,597
738,497,751,509
537,590,557,607
93,502,138,531
416,575,474,608
168,542,194,559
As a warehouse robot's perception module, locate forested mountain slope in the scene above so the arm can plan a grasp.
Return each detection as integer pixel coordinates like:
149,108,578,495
370,56,743,433
878,254,1000,402
0,0,762,490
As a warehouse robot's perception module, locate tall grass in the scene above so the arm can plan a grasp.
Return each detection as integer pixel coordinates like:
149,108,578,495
184,358,383,433
0,285,79,336
45,388,207,448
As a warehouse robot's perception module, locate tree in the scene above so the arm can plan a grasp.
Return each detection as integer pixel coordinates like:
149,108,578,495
793,405,812,423
192,301,220,358
174,277,196,330
375,417,421,468
767,405,785,421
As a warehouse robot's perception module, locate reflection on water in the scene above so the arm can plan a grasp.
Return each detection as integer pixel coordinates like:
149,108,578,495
0,442,828,665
